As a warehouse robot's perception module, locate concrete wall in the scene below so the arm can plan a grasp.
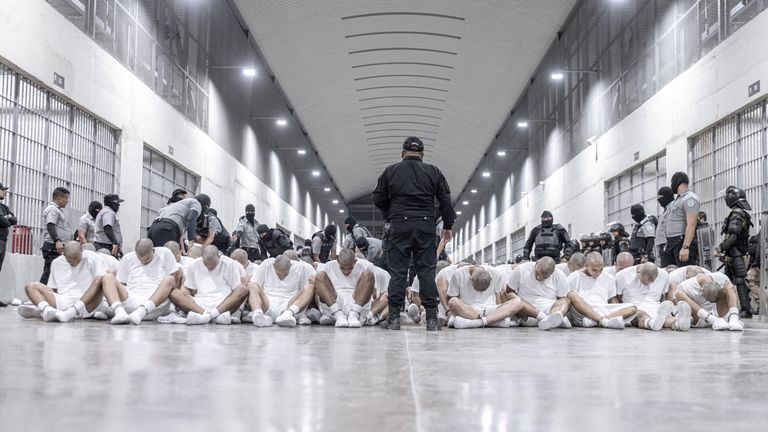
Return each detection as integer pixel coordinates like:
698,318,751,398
456,8,768,260
0,0,325,301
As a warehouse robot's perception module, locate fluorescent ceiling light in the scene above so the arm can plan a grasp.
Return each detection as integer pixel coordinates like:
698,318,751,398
470,189,477,194
297,149,306,155
496,151,506,157
323,187,331,192
242,68,257,77
311,171,320,176
517,121,528,128
332,199,339,204
482,171,491,177
276,118,288,126
551,72,564,80
462,201,469,205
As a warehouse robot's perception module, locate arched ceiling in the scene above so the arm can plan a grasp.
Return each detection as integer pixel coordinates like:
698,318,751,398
232,0,577,201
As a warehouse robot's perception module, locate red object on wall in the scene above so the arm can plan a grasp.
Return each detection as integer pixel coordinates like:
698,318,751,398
11,225,32,255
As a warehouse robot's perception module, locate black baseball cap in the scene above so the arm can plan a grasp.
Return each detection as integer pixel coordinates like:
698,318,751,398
402,136,424,152
0,182,8,191
104,194,124,203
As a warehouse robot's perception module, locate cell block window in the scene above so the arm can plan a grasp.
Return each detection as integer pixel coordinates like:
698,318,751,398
494,236,507,264
509,228,526,260
0,62,119,255
604,152,667,231
140,145,199,235
690,100,767,236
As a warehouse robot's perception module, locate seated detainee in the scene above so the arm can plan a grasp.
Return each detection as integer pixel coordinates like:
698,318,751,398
19,241,109,322
230,248,259,279
505,257,572,330
409,259,455,325
101,239,179,325
666,265,709,299
614,263,689,331
315,249,375,328
565,252,637,329
247,254,316,328
366,265,391,326
169,246,249,325
446,265,526,329
555,252,585,276
604,252,634,277
674,273,744,331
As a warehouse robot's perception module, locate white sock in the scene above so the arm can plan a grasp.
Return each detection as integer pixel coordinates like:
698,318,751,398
37,301,50,312
671,320,680,330
480,317,488,327
351,303,363,314
74,300,87,316
253,310,265,316
142,300,157,313
599,317,609,327
725,307,739,321
208,308,220,319
328,303,340,314
536,311,547,321
644,319,653,330
288,304,300,315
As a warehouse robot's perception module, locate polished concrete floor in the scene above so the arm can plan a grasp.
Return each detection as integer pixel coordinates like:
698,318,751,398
1,308,767,432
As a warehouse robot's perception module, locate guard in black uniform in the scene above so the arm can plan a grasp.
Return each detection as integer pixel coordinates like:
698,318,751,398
256,224,294,258
628,204,655,264
523,211,572,262
372,136,455,331
717,186,754,318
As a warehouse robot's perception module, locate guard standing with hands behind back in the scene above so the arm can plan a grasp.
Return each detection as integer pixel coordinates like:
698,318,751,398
373,136,456,331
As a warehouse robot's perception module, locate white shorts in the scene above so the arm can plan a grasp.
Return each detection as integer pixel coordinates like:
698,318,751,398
265,295,293,319
568,303,637,327
53,293,110,316
637,302,671,319
320,290,371,316
123,293,171,321
471,304,498,318
527,298,557,315
193,295,228,311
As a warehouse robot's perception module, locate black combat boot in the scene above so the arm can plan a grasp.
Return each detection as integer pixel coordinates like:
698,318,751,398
381,305,401,330
737,285,753,319
425,307,441,331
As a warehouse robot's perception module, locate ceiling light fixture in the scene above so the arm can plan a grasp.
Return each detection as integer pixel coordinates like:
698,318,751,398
470,189,477,194
242,68,257,77
311,171,320,176
297,149,306,155
482,171,491,178
323,187,331,192
462,201,469,205
276,118,288,126
496,150,506,157
550,72,564,81
332,199,339,204
517,121,529,128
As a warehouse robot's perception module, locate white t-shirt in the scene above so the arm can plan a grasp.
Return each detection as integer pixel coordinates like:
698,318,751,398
555,262,571,277
603,266,618,277
667,266,710,287
411,264,458,293
447,265,503,306
185,256,244,305
373,266,391,295
615,265,669,306
48,250,106,298
507,261,570,302
567,270,617,306
320,258,374,294
252,258,315,302
116,247,178,297
677,272,730,309
98,253,120,273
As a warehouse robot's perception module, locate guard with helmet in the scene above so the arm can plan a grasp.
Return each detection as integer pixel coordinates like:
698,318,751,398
523,211,572,262
716,186,755,318
628,204,655,264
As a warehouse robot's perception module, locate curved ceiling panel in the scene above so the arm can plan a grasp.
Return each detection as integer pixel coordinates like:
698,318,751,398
233,0,577,201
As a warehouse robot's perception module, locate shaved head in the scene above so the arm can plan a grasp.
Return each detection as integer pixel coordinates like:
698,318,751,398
534,256,556,280
338,248,356,266
638,263,659,284
202,245,220,271
701,276,723,303
135,239,154,258
282,249,299,261
63,241,83,267
470,268,492,292
164,241,181,255
568,252,586,270
615,252,634,271
685,266,705,279
274,255,292,273
187,245,203,259
583,252,604,278
230,249,248,265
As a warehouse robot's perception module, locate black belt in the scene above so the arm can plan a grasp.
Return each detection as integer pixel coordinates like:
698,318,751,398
153,217,177,225
390,216,435,221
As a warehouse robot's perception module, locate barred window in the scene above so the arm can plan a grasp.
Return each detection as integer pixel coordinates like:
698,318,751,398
482,244,493,265
509,228,526,260
690,100,767,235
0,63,119,254
604,153,667,230
494,236,507,264
141,146,199,235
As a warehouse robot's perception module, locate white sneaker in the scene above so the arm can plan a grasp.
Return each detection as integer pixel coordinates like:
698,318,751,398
728,316,744,331
602,316,626,330
10,298,22,306
319,314,334,326
158,312,187,324
230,310,242,324
650,301,674,331
538,312,563,330
276,311,297,328
335,314,349,328
17,305,40,319
296,312,312,325
488,317,511,328
523,317,539,327
252,313,273,328
186,311,211,325
111,308,129,325
447,315,455,328
582,317,598,328
127,308,147,325
453,316,483,329
306,308,322,323
675,302,691,331
347,313,362,328
214,311,232,325
55,308,78,323
712,318,730,331
41,307,59,322
407,304,421,324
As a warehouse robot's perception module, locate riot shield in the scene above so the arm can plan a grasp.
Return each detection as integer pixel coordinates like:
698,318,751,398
760,213,768,322
696,225,715,271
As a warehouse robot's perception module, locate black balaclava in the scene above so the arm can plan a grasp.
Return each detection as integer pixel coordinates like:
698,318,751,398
245,204,256,222
88,201,103,218
670,172,689,194
541,211,553,228
257,224,269,239
630,204,646,223
355,236,369,252
344,216,356,232
196,194,211,212
657,186,674,208
324,224,337,240
104,197,120,213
